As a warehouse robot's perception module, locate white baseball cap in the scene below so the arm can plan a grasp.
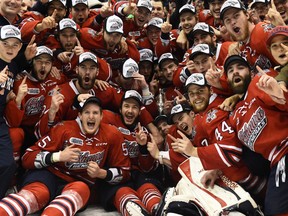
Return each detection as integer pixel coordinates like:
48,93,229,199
147,17,163,29
185,73,208,87
48,0,66,7
158,53,175,68
189,44,214,60
139,49,153,62
59,18,78,31
220,0,245,20
79,52,98,65
137,0,153,11
35,46,53,58
105,15,124,34
72,0,88,7
122,90,143,105
191,22,214,38
0,25,21,41
250,0,270,8
122,58,139,79
179,4,196,15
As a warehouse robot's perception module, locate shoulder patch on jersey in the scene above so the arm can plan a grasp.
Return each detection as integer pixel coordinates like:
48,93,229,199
261,23,274,32
206,109,218,123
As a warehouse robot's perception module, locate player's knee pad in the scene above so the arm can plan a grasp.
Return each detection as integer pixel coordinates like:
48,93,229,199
0,182,49,215
62,181,90,208
20,182,50,212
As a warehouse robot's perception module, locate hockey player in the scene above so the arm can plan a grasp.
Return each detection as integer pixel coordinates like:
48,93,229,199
0,0,23,26
169,55,288,215
0,96,131,216
5,46,66,160
101,90,162,216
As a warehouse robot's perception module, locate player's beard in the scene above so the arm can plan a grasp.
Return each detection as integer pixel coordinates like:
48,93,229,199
32,68,49,81
230,21,250,42
78,75,96,90
228,74,251,94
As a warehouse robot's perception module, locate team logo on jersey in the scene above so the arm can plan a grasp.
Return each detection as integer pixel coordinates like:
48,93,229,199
124,140,139,158
70,137,84,146
25,95,45,115
206,109,218,123
238,107,267,151
261,23,273,32
254,54,272,71
66,150,104,169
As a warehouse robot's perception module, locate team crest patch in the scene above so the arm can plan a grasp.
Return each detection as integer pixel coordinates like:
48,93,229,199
69,137,84,146
206,109,218,123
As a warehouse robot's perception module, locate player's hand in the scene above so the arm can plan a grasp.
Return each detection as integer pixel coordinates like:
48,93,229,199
100,0,113,17
174,89,187,104
136,122,148,145
123,0,137,16
205,57,223,89
119,37,128,54
0,65,8,85
169,130,195,156
161,13,172,34
147,134,160,159
72,38,84,56
50,66,61,80
130,34,139,47
218,93,243,111
228,42,241,56
94,79,110,91
132,73,148,89
15,76,28,107
163,100,173,115
36,9,57,31
49,86,64,121
176,30,189,50
149,74,159,95
77,93,93,103
6,90,16,103
59,144,81,162
200,169,221,189
186,59,195,73
256,65,286,104
57,51,73,63
265,0,286,26
24,35,37,61
87,161,102,178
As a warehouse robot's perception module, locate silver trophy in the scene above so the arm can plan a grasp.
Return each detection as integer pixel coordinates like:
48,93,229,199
157,88,165,115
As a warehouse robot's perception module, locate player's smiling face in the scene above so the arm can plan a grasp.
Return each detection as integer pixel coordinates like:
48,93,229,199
209,0,224,19
79,103,102,134
223,9,249,42
120,98,141,126
270,35,288,66
135,7,151,27
180,12,197,34
103,31,122,52
227,62,251,94
187,85,211,113
172,112,195,135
